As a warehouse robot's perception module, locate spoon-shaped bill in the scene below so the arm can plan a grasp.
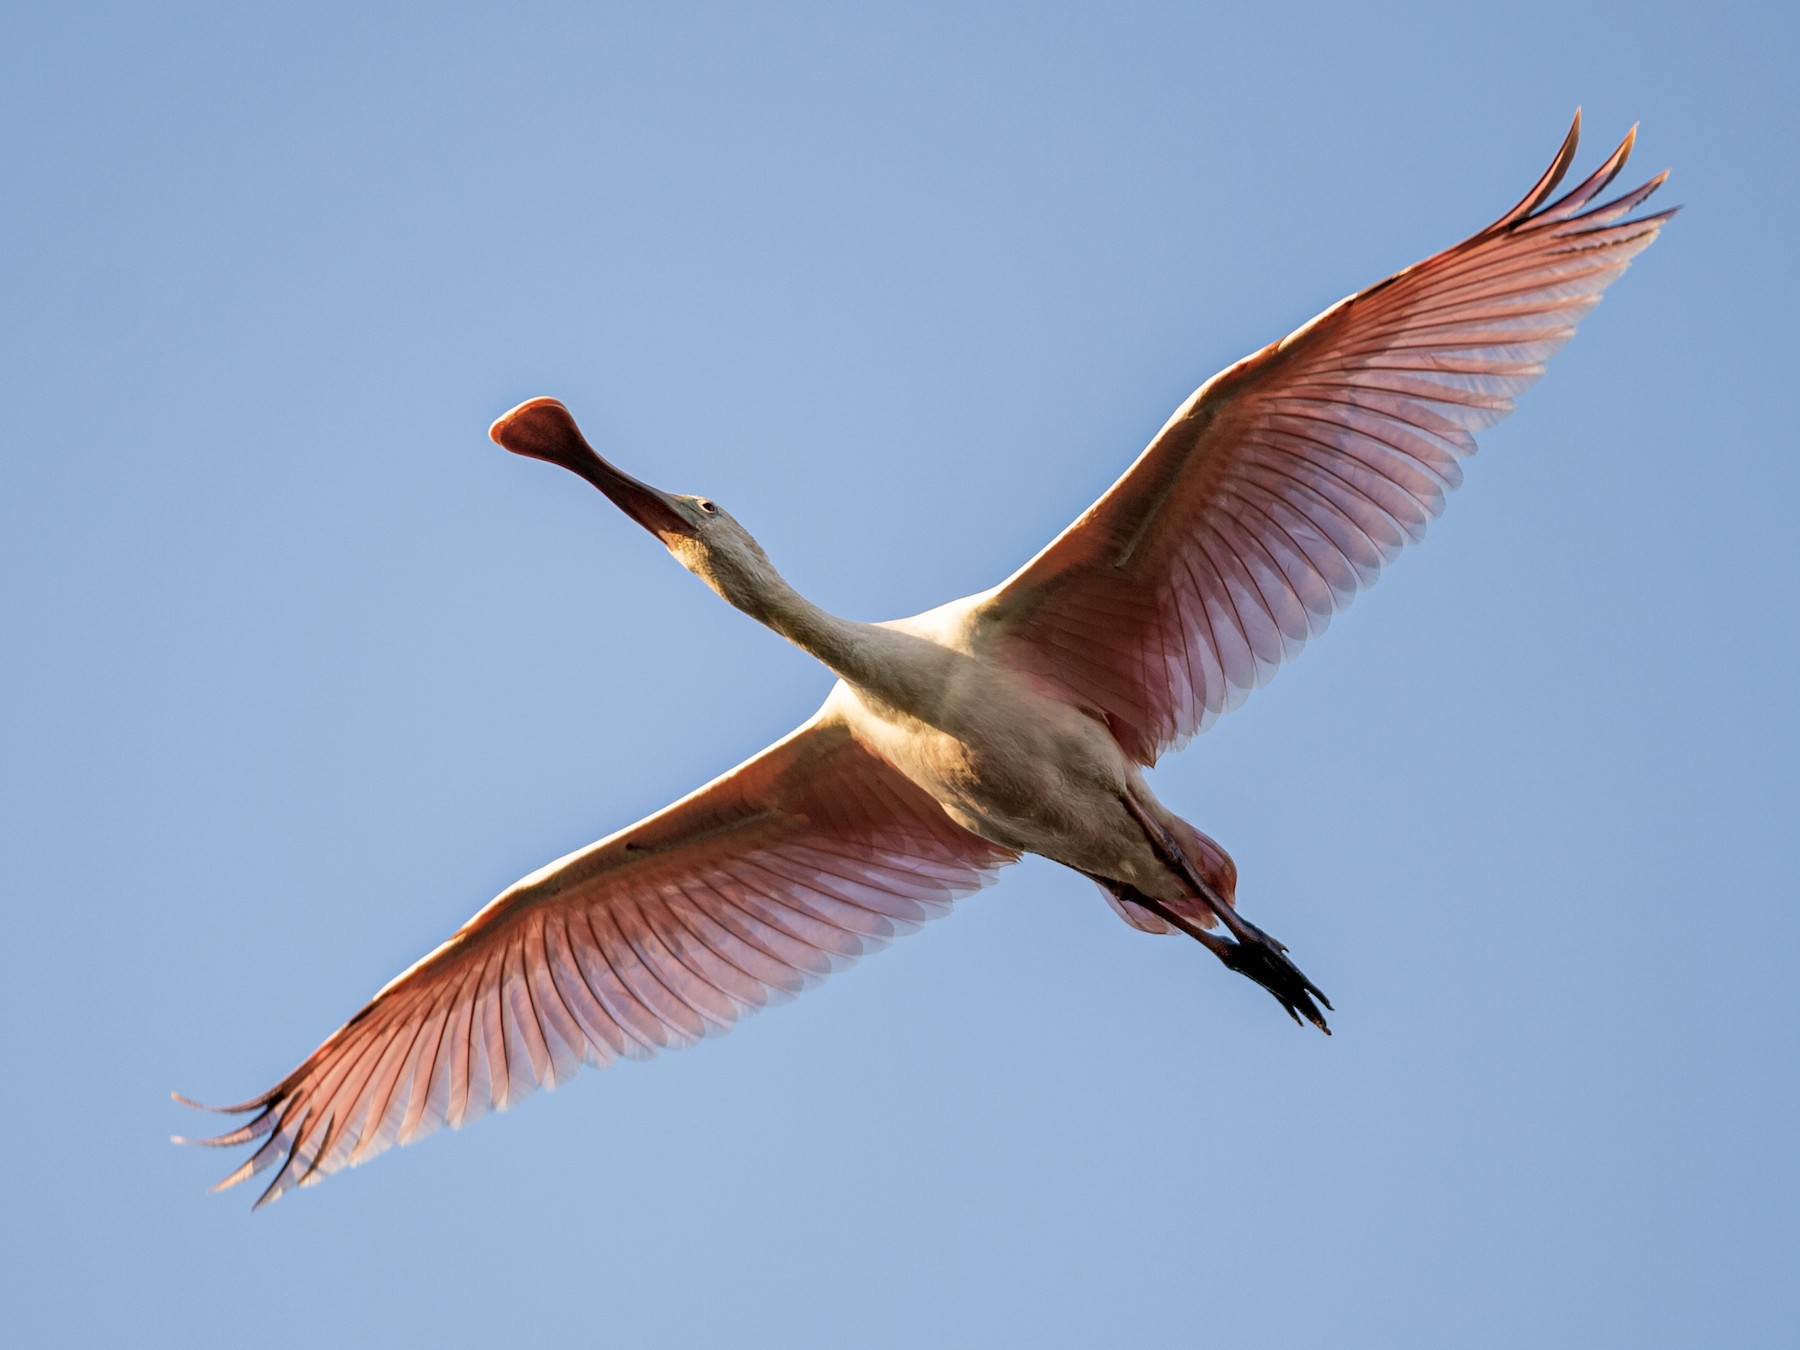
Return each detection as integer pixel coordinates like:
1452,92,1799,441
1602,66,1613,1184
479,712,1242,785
489,397,696,540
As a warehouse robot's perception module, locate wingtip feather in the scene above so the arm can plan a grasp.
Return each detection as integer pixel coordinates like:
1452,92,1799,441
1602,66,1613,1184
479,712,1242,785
209,1160,258,1194
172,1088,274,1114
1495,110,1583,228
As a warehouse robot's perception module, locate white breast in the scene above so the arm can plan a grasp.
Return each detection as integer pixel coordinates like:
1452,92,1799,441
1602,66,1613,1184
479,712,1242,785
822,640,1140,868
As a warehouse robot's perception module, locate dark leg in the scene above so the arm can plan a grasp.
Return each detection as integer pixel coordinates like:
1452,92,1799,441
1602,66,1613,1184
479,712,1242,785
1117,796,1333,1034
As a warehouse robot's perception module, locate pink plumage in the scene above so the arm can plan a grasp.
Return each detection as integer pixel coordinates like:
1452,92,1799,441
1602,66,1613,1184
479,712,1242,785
178,114,1669,1206
987,115,1670,764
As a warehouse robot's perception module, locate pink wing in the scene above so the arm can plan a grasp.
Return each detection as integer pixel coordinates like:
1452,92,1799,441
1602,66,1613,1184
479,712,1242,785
979,114,1672,765
176,716,1015,1207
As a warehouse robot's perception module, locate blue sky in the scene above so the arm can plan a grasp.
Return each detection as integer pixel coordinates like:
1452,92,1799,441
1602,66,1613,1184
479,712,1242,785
4,3,1795,1346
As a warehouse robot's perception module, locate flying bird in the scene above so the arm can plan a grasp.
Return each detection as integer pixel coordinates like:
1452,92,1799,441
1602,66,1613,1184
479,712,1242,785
177,114,1670,1207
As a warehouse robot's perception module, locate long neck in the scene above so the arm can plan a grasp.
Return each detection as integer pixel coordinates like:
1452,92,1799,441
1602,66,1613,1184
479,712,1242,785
727,565,882,687
702,539,969,727
710,550,894,691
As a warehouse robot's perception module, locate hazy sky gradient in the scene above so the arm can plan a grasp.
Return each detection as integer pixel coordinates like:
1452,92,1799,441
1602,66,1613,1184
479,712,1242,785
4,3,1795,1346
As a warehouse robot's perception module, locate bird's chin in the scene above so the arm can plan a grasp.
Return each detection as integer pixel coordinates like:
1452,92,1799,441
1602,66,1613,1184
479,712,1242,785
662,533,709,573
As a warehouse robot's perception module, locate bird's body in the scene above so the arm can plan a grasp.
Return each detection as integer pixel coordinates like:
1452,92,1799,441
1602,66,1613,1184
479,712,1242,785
179,114,1671,1206
652,499,1218,898
821,610,1168,889
662,518,1238,910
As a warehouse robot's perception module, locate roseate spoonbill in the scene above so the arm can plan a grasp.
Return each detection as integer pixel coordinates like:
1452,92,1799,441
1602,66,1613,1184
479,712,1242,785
177,114,1670,1206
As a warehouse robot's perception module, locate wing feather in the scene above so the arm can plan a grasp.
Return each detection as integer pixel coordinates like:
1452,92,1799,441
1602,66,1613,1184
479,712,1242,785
177,715,1014,1205
981,115,1671,762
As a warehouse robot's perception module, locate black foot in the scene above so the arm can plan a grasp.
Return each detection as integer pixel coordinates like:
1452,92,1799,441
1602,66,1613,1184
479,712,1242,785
1095,873,1334,1035
1217,920,1333,1034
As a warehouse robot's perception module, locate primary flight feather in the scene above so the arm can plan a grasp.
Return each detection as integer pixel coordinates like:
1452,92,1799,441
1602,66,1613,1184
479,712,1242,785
177,114,1670,1207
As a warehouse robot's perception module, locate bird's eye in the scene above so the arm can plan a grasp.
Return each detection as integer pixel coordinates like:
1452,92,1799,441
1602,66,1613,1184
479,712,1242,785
698,499,718,515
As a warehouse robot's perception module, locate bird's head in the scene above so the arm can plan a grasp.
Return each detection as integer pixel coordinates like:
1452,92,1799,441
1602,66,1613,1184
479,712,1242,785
489,397,777,609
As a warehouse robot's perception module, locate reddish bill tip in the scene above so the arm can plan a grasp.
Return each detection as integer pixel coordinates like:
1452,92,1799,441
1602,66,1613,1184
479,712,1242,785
488,397,593,471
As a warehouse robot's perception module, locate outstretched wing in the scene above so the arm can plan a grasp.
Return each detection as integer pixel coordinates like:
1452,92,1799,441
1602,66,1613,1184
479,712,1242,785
176,715,1014,1207
978,114,1672,765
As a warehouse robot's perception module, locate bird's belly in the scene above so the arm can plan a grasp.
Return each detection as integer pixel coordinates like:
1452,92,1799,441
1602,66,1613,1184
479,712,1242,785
827,678,1160,883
